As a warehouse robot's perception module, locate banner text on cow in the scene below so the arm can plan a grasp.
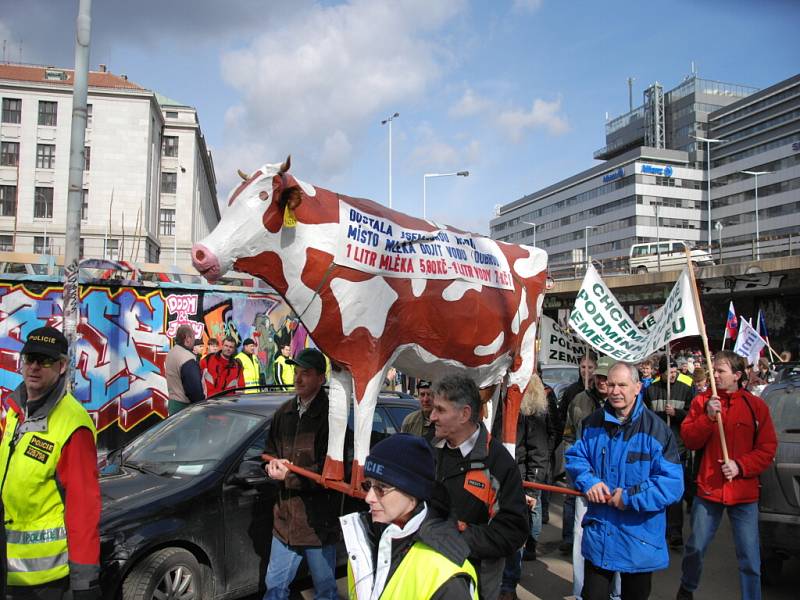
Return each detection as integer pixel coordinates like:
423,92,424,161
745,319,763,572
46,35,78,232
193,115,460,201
335,201,514,290
567,265,700,362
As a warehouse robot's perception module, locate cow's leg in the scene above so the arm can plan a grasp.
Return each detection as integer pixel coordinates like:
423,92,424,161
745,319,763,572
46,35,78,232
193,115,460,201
350,367,387,494
505,321,539,456
322,365,352,481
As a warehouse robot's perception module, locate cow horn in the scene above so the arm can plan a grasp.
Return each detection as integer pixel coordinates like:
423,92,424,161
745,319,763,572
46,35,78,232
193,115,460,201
279,155,291,175
237,169,249,181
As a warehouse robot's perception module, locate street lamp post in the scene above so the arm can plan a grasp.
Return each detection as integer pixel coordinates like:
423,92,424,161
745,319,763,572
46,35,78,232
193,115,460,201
381,112,399,209
740,170,772,260
521,221,537,247
691,134,727,250
714,221,723,263
584,226,595,271
422,171,469,219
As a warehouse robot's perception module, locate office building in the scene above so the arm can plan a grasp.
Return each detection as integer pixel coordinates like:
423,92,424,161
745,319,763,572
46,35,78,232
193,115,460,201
490,75,760,269
707,73,800,255
0,63,219,266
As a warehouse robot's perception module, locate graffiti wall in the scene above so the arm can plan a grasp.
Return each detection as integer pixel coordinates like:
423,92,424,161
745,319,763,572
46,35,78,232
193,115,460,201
0,279,302,451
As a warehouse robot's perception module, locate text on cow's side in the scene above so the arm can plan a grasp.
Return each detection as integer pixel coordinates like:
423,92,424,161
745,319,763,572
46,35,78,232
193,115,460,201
336,202,514,290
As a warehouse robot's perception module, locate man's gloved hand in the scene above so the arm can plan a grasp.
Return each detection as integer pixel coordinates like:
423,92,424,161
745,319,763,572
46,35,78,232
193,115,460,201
71,585,102,600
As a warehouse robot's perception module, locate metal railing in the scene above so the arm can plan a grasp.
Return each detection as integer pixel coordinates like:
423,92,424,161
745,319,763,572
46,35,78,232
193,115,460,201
547,232,796,281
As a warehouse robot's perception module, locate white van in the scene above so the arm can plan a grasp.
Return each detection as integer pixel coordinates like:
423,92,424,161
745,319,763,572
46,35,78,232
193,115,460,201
629,240,715,273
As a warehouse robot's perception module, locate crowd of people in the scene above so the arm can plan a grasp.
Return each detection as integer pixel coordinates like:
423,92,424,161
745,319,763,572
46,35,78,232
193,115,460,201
0,321,788,599
260,344,782,600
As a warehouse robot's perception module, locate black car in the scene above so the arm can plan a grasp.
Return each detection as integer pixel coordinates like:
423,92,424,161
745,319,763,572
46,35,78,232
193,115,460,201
98,389,418,600
758,372,800,585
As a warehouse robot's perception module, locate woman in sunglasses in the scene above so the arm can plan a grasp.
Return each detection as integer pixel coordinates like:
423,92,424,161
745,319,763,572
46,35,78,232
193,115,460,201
340,433,477,599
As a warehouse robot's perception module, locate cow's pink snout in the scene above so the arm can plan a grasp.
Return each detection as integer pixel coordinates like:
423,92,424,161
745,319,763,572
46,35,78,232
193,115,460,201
191,243,221,282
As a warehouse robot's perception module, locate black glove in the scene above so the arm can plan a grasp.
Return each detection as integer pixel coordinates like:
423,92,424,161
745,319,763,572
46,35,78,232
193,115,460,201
71,586,102,600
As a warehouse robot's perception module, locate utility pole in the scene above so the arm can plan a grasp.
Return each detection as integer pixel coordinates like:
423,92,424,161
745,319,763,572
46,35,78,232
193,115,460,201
64,0,92,390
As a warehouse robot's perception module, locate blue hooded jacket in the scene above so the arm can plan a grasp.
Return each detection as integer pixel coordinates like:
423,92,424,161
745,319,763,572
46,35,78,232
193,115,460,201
565,398,683,573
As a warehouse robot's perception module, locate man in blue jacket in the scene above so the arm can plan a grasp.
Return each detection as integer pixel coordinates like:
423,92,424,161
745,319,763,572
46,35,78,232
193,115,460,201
566,362,684,600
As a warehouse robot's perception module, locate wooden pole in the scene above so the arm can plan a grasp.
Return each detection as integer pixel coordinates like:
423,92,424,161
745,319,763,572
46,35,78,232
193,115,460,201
684,250,729,462
262,453,365,499
523,480,583,497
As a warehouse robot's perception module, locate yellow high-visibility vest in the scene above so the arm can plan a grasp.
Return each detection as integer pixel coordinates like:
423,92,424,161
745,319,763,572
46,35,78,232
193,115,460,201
347,541,477,600
0,392,96,586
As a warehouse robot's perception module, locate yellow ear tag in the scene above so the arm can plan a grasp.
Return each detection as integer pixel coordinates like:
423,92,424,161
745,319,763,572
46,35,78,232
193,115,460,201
283,206,297,228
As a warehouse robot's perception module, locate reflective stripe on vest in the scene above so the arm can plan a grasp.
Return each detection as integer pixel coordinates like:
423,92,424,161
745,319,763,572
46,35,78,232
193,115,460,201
0,391,96,586
347,541,478,600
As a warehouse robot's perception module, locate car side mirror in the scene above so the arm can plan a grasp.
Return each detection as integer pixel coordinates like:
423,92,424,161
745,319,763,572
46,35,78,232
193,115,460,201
231,460,270,487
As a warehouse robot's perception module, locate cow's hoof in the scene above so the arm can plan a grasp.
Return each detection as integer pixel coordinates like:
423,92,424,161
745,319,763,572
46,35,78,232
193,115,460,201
321,457,344,482
350,462,365,496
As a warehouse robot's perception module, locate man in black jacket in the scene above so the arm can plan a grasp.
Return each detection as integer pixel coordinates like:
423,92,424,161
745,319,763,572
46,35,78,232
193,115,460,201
430,375,528,600
644,354,694,548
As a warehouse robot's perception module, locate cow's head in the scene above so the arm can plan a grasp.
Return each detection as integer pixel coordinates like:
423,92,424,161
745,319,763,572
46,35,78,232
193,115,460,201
191,156,306,283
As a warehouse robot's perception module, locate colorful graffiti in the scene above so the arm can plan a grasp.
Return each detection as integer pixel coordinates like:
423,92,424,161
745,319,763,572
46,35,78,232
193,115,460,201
0,279,301,451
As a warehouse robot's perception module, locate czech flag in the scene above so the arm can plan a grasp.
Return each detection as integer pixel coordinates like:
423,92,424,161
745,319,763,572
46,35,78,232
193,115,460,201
757,309,769,356
724,301,738,345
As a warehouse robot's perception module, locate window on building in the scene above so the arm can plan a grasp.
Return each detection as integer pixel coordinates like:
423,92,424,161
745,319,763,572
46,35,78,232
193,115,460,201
84,146,91,171
0,235,13,252
34,187,54,219
86,104,93,128
36,144,56,169
0,186,16,216
165,110,179,119
81,189,88,220
146,240,160,263
2,98,21,124
33,236,53,255
38,101,58,126
161,172,177,194
106,238,119,260
79,238,86,259
159,208,176,236
0,141,19,166
162,136,179,157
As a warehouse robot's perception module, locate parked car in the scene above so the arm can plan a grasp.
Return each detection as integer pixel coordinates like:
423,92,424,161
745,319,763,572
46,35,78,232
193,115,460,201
758,373,800,585
540,363,579,401
629,240,714,274
98,388,418,599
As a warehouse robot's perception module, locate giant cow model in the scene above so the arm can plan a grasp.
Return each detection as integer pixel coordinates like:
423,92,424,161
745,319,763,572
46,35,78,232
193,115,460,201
192,158,547,490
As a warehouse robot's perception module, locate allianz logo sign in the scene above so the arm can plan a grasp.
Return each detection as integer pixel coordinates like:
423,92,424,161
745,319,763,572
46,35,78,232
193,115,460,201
602,168,624,183
641,164,674,177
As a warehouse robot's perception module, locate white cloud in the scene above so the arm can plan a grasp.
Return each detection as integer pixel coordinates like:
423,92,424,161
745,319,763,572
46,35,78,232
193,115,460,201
449,88,493,118
217,0,464,191
496,97,569,142
512,0,544,13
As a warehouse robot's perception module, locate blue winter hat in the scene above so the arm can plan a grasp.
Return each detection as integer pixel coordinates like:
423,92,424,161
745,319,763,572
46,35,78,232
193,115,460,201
363,433,435,500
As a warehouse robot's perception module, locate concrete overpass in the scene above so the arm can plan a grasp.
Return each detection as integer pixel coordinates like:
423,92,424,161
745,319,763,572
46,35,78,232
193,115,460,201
543,255,800,353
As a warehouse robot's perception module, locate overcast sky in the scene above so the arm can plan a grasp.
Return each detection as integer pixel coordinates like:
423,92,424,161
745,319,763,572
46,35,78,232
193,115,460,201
2,0,798,234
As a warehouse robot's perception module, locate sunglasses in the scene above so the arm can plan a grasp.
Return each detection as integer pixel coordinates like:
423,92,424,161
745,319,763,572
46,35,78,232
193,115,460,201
359,479,397,498
22,354,59,368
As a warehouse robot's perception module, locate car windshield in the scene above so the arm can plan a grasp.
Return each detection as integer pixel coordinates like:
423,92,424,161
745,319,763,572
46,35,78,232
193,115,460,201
542,367,578,386
122,406,266,477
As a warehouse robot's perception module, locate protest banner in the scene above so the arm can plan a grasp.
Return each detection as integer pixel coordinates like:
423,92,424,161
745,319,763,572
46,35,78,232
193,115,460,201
567,264,700,363
539,315,584,365
733,318,767,366
335,200,514,290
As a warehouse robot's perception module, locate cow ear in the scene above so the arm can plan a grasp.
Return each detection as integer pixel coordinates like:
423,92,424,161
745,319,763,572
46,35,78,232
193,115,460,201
279,155,291,175
279,173,303,210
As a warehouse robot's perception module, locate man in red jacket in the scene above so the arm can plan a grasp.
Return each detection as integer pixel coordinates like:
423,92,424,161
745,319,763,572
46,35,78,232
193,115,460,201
202,336,244,397
676,350,777,600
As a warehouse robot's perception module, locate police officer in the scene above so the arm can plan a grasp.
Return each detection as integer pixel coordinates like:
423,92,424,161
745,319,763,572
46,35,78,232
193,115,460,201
0,327,101,599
